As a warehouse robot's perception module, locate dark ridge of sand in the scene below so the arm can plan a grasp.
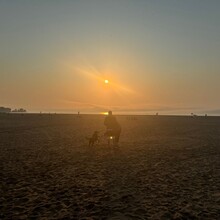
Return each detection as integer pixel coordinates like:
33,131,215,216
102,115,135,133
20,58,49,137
0,114,220,219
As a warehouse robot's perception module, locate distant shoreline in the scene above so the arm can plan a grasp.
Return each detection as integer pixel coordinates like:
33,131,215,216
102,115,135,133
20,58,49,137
1,112,220,117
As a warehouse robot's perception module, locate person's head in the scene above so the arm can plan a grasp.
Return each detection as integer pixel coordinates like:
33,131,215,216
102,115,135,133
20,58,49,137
108,111,112,116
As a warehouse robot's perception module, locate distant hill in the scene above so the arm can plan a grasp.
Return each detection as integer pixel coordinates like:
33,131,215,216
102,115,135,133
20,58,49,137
0,107,27,113
0,107,11,113
12,108,27,113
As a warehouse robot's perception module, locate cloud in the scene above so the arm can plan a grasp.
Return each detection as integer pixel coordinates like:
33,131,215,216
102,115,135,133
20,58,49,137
58,99,200,114
60,100,109,111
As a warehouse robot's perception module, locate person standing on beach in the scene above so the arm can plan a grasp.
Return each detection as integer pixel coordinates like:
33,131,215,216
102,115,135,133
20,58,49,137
104,111,121,145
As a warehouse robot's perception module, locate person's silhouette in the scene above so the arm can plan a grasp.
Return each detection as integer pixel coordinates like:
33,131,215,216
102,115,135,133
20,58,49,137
104,111,121,145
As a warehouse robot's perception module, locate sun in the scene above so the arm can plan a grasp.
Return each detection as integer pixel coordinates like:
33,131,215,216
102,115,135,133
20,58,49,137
104,79,109,84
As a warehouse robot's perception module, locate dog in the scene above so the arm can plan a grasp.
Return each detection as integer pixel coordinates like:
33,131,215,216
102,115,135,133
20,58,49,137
86,131,99,147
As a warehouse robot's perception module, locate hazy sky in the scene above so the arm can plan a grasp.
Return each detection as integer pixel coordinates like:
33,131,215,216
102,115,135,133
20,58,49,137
1,0,220,114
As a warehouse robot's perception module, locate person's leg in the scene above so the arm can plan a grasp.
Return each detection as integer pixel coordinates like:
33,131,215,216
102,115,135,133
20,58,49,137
115,129,121,144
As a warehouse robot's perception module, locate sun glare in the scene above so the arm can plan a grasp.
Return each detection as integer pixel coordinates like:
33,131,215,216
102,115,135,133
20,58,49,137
105,79,109,84
101,112,108,115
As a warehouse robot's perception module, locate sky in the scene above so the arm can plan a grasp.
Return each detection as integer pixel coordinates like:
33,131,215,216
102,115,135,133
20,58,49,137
1,0,220,115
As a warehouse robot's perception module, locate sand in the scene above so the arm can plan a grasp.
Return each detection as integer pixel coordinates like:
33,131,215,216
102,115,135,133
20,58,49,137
0,114,220,219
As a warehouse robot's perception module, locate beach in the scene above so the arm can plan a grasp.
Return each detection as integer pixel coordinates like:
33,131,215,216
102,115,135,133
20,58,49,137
0,114,219,219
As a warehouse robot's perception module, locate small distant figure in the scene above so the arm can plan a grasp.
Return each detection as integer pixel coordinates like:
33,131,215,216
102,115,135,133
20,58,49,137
104,111,121,146
86,131,99,147
77,111,81,118
156,112,159,116
191,113,197,118
205,114,207,117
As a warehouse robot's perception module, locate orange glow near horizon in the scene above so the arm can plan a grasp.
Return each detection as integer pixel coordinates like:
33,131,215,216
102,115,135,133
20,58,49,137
59,61,145,111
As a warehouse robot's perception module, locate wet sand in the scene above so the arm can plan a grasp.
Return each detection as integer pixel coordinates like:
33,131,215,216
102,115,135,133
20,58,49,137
0,114,220,219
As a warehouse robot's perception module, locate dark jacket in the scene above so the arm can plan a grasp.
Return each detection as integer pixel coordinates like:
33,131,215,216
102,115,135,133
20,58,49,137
104,115,121,131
